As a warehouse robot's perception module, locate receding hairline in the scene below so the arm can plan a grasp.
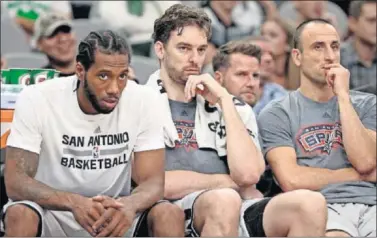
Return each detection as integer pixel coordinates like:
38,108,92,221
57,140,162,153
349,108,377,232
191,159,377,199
294,19,336,50
300,22,338,39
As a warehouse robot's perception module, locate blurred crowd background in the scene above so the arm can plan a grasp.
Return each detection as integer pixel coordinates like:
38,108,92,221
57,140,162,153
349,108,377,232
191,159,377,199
1,0,375,95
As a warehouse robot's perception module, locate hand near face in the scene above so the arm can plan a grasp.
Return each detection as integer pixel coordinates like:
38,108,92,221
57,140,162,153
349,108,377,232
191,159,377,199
185,73,229,105
324,63,350,96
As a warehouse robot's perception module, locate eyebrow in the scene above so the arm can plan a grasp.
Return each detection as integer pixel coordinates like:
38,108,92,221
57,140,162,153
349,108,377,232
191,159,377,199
176,42,208,48
97,69,129,73
310,40,339,46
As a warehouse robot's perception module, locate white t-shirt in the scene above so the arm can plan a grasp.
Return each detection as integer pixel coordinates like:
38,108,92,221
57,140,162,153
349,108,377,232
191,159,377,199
6,75,164,198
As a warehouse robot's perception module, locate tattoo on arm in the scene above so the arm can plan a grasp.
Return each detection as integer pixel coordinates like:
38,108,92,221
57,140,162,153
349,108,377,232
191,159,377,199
6,147,74,211
9,147,39,177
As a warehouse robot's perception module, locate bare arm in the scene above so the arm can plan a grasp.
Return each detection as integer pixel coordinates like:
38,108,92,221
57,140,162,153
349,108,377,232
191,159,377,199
267,147,361,192
163,170,238,200
361,168,376,182
131,157,239,200
338,93,376,174
5,147,82,211
119,149,165,212
220,95,265,187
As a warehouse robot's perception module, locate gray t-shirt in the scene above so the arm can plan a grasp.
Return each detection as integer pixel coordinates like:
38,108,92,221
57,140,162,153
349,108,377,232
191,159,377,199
258,90,376,205
165,99,229,174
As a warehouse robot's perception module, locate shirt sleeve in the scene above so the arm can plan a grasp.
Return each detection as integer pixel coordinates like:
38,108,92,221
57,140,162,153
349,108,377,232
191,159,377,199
6,87,43,154
360,95,376,131
133,89,165,152
257,104,294,157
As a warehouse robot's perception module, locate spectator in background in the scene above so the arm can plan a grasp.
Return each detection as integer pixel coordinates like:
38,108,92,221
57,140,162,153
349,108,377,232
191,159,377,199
32,13,77,77
232,1,278,34
261,16,300,90
212,39,263,109
97,1,180,57
293,1,336,25
202,1,259,66
341,0,376,95
246,36,288,115
1,1,72,42
289,0,345,39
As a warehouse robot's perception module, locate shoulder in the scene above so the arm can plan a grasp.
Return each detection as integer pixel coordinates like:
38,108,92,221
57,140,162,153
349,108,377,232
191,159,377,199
264,82,288,95
19,75,77,102
349,90,376,108
258,91,297,120
120,80,162,105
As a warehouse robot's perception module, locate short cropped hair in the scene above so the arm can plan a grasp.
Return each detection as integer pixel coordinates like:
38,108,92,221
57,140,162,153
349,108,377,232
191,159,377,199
212,40,262,72
293,18,333,51
76,30,131,71
152,3,212,44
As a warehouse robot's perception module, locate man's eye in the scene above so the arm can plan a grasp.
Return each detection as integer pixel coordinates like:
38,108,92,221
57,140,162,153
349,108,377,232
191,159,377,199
179,46,188,51
198,48,206,54
314,45,322,50
119,74,127,80
98,74,108,80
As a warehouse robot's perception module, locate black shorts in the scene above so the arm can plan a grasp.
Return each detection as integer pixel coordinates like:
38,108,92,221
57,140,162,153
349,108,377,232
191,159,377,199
242,198,272,237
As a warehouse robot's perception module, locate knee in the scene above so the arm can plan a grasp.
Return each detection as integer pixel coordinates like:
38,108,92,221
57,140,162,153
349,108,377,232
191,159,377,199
290,190,327,217
148,202,185,225
326,231,351,237
198,188,242,218
5,204,39,234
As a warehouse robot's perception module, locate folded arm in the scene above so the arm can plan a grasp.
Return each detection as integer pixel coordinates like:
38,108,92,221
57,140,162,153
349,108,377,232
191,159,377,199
220,95,265,187
266,147,361,192
162,170,238,200
338,94,376,174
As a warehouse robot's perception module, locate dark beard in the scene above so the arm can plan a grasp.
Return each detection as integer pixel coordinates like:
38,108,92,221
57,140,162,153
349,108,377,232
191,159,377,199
164,56,188,85
83,74,115,114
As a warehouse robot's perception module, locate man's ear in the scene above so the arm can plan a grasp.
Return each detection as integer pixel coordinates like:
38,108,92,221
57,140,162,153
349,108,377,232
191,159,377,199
291,48,302,67
154,41,165,61
214,70,224,86
76,62,85,81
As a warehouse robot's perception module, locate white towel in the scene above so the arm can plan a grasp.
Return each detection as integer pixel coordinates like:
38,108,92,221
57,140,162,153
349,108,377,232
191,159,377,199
146,70,261,157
